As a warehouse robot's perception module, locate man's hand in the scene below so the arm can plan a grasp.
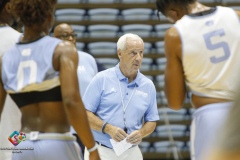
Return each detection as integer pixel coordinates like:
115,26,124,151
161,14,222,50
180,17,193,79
126,130,142,145
105,124,127,142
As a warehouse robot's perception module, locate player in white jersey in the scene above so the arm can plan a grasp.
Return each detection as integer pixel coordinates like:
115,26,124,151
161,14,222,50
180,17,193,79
155,0,240,159
0,0,100,160
0,1,21,159
54,23,98,157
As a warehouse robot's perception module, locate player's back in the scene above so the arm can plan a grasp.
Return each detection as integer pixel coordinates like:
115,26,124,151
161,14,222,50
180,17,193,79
1,36,70,133
174,6,240,100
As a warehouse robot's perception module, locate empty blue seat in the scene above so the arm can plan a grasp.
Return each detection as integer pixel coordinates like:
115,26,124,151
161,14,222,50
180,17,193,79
88,8,119,21
88,42,116,55
88,24,119,38
121,8,153,21
122,24,153,37
55,9,85,21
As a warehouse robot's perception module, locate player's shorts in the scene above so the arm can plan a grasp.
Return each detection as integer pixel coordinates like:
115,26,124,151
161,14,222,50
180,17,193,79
12,132,82,160
190,102,232,160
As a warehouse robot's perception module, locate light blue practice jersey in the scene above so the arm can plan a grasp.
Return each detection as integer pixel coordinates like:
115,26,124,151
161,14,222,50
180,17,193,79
83,64,159,148
2,36,62,93
77,51,98,97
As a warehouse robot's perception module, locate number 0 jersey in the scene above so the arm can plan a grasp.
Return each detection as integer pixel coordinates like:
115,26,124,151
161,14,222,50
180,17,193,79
1,36,62,107
174,6,240,100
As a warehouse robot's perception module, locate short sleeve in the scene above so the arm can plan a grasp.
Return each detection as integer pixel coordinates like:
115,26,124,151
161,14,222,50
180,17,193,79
82,73,102,113
144,83,160,122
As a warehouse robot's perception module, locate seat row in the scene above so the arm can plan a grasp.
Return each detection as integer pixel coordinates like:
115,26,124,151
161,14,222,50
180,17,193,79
57,0,238,4
55,8,167,22
74,41,165,54
55,24,172,40
58,0,157,4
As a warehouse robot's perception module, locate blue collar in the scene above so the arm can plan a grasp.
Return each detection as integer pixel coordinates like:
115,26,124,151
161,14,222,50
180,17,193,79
114,63,140,87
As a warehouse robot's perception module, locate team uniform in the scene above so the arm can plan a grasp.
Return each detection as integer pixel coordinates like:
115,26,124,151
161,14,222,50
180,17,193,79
1,36,81,160
0,26,21,160
174,6,240,160
83,64,159,160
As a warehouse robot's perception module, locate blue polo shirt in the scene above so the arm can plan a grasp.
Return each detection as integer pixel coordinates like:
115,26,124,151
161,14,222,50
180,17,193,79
83,64,159,148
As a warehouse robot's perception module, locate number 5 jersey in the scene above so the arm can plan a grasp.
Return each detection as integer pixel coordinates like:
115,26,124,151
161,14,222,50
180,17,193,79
174,6,240,100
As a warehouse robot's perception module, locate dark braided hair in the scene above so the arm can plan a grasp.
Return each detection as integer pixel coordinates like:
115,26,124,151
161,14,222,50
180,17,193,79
0,0,10,12
156,0,197,15
11,0,57,27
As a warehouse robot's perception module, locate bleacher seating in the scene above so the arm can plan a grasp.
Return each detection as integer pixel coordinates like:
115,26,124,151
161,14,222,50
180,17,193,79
88,8,119,21
121,8,153,21
55,8,86,21
55,1,240,159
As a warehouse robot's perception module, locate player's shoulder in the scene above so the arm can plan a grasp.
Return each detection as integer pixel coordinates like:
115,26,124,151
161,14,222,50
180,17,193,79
53,40,78,70
138,72,155,86
55,40,77,55
164,26,181,47
94,66,114,79
165,26,179,37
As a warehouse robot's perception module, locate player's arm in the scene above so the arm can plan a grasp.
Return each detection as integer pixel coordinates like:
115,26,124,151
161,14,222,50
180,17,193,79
164,27,186,110
0,57,7,120
53,41,100,159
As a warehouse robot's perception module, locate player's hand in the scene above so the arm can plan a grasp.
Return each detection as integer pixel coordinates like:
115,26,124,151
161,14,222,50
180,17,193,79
107,125,127,142
89,150,101,160
126,130,142,145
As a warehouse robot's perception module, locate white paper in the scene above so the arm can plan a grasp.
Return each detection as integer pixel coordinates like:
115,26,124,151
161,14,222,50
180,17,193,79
110,138,133,156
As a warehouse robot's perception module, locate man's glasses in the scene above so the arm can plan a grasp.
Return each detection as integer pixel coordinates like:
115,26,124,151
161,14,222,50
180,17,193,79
57,33,78,40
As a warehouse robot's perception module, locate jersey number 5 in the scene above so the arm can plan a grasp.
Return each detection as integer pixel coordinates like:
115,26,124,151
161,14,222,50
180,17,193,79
17,49,37,91
203,28,231,64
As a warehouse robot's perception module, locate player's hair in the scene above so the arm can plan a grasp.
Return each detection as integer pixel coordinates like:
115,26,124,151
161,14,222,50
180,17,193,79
0,0,10,12
117,33,144,51
11,0,57,27
156,0,197,15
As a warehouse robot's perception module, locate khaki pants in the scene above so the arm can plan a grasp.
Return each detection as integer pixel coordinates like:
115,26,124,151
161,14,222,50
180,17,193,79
84,144,143,160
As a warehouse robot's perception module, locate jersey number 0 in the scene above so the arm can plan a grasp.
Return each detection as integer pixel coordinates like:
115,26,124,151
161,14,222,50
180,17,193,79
17,49,37,91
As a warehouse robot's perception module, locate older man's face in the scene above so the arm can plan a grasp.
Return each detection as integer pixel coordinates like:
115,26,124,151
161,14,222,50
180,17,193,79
121,38,144,72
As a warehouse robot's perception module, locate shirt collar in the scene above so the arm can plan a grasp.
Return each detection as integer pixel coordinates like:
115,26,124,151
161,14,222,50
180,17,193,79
115,63,140,87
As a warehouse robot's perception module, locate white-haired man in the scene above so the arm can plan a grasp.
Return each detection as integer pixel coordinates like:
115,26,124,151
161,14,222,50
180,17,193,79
83,33,159,160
